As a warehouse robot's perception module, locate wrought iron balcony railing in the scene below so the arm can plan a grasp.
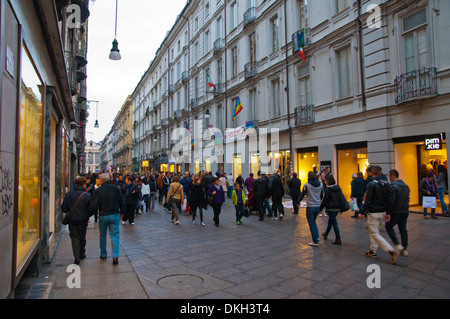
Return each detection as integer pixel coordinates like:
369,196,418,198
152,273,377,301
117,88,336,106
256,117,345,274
214,38,224,54
394,67,438,104
213,83,226,96
292,28,312,56
295,105,315,127
182,71,189,83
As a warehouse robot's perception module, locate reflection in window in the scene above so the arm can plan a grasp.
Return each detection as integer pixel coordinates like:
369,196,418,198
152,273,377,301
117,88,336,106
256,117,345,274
17,44,43,271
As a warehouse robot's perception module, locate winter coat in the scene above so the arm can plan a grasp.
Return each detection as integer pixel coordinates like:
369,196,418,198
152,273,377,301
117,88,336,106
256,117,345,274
231,189,247,206
124,182,141,205
207,184,225,204
351,178,366,197
288,177,301,197
419,179,438,198
89,182,126,217
270,174,285,198
61,186,92,225
166,182,184,203
320,185,344,212
363,176,390,213
388,179,410,215
188,184,207,210
253,176,270,199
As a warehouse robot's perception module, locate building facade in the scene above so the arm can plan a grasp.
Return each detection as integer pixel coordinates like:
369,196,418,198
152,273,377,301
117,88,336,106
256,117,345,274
84,140,101,173
0,0,90,298
112,96,134,174
130,0,449,203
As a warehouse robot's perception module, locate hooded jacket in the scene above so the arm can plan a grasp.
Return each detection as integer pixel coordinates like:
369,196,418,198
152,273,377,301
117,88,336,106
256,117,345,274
298,179,323,207
351,178,366,197
320,185,344,211
61,186,92,225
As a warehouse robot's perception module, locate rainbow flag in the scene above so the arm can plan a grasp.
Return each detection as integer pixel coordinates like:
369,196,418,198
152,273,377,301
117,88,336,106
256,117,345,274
232,97,243,121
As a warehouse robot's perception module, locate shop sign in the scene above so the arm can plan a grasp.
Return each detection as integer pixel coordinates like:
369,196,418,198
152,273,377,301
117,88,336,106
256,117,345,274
425,135,442,150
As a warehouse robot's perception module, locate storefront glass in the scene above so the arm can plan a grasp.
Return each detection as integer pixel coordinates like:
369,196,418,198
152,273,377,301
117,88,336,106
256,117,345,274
233,154,242,179
297,150,319,184
205,157,211,172
16,44,43,271
250,153,260,177
337,147,369,200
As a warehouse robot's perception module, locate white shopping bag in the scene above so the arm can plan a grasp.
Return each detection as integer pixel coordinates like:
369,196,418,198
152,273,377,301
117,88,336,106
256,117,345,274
350,198,358,211
422,196,437,209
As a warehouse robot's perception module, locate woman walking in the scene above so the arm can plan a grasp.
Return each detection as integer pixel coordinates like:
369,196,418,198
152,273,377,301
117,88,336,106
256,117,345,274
148,175,158,211
208,177,225,227
166,176,184,224
189,176,207,226
320,175,344,245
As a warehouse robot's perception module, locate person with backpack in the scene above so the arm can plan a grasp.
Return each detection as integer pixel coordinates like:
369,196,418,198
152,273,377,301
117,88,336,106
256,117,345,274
297,171,324,247
362,165,400,264
319,175,345,245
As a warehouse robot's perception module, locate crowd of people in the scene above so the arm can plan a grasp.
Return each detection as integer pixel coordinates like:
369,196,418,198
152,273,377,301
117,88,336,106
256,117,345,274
60,163,448,267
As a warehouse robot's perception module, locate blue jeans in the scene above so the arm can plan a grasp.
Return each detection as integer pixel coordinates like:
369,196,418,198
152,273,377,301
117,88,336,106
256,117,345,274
265,199,273,216
99,214,120,258
325,210,341,239
437,188,448,213
235,203,244,222
306,207,321,244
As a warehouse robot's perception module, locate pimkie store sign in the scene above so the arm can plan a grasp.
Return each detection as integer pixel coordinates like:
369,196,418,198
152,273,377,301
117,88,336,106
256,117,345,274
425,135,442,150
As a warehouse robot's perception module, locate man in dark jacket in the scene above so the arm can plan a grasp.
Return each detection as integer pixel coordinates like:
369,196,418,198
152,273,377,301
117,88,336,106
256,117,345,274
123,176,140,225
363,166,399,264
385,169,410,256
288,173,301,215
351,172,366,218
253,171,270,221
61,176,92,265
89,173,125,265
270,172,285,220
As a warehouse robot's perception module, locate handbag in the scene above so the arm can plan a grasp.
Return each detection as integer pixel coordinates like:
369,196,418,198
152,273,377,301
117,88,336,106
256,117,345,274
349,198,358,212
167,184,181,207
62,193,84,225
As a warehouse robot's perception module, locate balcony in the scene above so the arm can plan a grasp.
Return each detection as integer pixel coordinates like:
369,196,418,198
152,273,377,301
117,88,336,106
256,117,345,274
245,61,257,79
168,84,175,94
395,67,438,104
213,83,226,97
191,98,199,109
295,105,315,127
182,71,189,83
214,38,224,54
65,52,78,95
244,7,256,27
292,28,312,56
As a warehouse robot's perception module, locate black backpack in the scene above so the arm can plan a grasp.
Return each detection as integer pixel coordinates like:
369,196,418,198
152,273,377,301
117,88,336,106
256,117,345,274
373,179,391,211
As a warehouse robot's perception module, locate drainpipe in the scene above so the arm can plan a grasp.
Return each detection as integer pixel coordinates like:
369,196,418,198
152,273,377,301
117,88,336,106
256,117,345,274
284,0,293,181
357,0,367,110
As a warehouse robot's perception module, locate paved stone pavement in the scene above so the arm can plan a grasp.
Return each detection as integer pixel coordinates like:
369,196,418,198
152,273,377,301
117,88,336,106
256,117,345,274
15,198,450,300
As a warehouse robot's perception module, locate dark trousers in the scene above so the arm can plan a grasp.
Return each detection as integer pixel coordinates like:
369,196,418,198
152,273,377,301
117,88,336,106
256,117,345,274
69,224,87,259
292,195,300,214
385,213,408,249
191,204,204,222
212,202,222,225
257,197,266,220
235,203,244,222
123,204,136,224
272,196,284,218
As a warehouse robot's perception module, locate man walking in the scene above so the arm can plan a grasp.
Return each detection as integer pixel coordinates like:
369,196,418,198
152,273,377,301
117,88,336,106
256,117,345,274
297,171,324,247
270,171,285,220
123,176,140,225
385,169,410,257
89,173,125,265
253,171,270,221
61,176,92,265
288,173,301,215
363,166,400,264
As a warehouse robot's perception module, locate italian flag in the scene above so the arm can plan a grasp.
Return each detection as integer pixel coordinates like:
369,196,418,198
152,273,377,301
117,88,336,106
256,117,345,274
297,32,306,61
206,72,215,89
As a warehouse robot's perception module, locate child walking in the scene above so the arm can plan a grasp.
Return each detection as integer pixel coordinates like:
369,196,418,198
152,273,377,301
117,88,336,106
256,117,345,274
232,183,246,225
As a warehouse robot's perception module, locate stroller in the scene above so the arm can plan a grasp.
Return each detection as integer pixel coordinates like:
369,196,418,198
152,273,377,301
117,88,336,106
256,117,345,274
247,189,259,211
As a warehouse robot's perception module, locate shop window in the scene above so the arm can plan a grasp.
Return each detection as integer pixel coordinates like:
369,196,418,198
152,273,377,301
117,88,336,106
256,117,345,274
298,150,319,183
16,44,43,271
337,147,369,200
233,154,242,179
250,152,260,177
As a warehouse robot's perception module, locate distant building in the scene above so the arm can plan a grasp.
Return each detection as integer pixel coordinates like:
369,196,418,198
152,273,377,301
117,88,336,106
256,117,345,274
84,141,101,173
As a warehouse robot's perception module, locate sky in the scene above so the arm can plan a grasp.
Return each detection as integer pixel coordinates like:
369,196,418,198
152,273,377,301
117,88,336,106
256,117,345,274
86,0,189,143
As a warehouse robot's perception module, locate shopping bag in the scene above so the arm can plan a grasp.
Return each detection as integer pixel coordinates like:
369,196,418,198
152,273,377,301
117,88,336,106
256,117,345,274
349,198,358,212
422,196,437,209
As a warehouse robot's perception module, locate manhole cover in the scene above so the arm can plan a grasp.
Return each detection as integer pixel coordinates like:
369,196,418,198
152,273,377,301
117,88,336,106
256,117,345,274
157,274,204,290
